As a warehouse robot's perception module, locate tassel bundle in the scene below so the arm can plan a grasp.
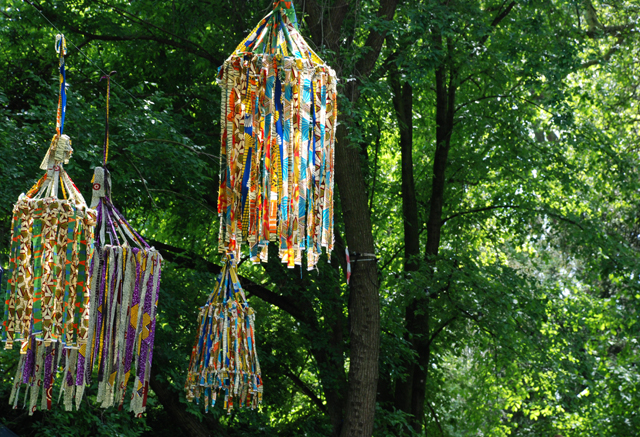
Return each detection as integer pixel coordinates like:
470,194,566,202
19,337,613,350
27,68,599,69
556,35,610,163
217,0,337,269
86,166,163,415
2,34,98,413
185,257,262,412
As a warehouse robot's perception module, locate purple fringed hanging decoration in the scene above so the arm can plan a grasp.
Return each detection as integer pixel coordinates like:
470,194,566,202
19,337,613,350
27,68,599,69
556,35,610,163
85,73,163,415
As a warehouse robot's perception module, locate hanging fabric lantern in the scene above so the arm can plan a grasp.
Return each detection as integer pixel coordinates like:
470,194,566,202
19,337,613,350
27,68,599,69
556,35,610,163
216,0,338,270
187,0,338,413
85,74,163,416
2,35,97,413
184,255,262,413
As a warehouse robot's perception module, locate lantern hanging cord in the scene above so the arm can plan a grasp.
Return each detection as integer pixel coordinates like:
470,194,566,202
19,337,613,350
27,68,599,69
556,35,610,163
100,72,117,167
24,0,144,106
230,0,325,65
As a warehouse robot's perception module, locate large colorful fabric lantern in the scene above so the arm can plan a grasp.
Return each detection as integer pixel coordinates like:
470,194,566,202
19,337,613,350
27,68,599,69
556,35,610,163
3,35,97,413
186,0,338,412
85,74,163,415
216,0,338,269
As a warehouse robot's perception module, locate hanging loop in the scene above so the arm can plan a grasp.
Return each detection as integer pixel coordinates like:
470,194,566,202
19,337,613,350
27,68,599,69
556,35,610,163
55,34,67,55
39,35,72,169
56,34,67,136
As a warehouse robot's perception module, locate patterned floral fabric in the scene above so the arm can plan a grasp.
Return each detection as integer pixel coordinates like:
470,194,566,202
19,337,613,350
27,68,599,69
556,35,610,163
4,196,96,414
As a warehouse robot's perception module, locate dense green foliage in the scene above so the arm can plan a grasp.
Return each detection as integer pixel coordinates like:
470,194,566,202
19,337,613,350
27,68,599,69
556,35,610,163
0,0,639,436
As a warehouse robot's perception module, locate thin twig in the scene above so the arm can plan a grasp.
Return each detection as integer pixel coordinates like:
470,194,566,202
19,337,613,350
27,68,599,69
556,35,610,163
284,369,327,414
426,400,445,437
134,138,219,162
130,162,158,209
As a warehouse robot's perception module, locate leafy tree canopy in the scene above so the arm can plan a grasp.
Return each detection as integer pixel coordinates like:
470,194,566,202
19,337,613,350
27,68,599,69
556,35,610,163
0,1,639,436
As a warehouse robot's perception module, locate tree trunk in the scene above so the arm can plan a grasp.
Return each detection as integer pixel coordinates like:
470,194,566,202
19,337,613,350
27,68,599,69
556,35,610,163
400,32,457,432
335,113,381,437
393,81,419,272
389,77,422,416
318,284,348,437
301,1,399,434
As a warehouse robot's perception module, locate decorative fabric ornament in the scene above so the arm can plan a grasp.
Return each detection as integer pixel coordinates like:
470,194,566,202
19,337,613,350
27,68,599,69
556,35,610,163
187,0,338,414
86,73,163,416
216,0,338,270
2,35,97,413
185,255,262,413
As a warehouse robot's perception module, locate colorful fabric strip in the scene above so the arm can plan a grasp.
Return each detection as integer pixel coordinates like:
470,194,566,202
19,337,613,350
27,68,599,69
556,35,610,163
217,59,337,269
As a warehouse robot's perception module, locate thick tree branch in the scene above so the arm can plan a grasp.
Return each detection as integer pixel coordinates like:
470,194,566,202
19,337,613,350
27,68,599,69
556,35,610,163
426,316,457,348
106,2,220,63
30,0,221,64
579,35,625,69
71,27,219,64
442,204,584,230
489,2,517,28
442,205,522,224
300,0,349,49
479,1,517,46
149,368,227,437
585,24,635,38
354,0,398,78
147,240,314,325
284,369,327,413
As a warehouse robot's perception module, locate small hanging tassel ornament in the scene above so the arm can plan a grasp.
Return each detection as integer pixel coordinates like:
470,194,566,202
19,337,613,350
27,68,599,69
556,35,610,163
216,0,337,270
185,255,262,413
85,73,163,416
2,34,97,413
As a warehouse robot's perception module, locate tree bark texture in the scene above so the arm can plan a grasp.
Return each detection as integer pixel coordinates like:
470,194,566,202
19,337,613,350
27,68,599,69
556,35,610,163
335,117,381,437
391,80,419,273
